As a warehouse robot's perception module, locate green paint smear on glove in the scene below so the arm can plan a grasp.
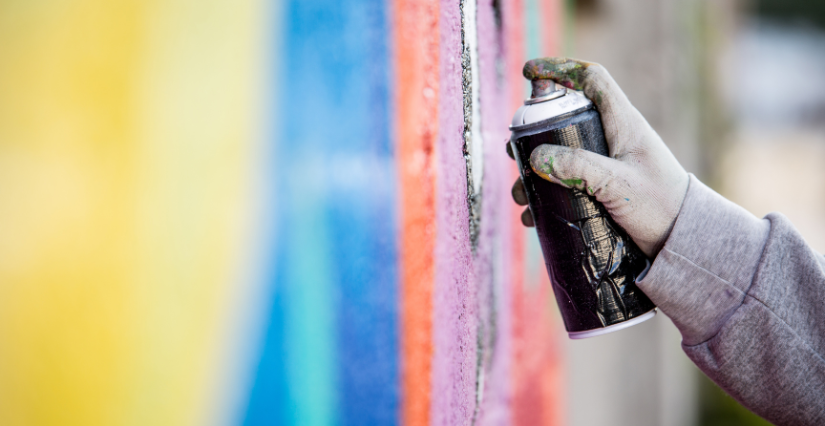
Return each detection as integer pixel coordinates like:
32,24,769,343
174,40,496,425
534,154,554,175
522,58,587,91
561,177,583,187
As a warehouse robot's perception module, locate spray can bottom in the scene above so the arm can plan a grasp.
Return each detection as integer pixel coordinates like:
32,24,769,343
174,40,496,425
568,309,657,339
567,259,656,339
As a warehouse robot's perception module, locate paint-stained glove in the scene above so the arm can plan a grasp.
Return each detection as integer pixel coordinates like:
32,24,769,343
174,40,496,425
509,57,689,258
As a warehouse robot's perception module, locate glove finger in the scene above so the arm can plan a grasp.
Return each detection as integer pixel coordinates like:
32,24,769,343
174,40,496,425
528,143,626,200
506,140,515,160
520,208,534,227
511,178,528,206
522,57,639,156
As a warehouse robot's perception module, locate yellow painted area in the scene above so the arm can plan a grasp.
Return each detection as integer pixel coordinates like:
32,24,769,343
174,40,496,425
0,1,264,425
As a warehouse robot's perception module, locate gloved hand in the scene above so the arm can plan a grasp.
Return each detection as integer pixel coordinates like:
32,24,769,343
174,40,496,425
509,57,690,258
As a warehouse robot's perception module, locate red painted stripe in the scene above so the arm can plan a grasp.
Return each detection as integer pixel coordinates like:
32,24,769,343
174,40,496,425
504,0,530,424
541,0,563,59
507,1,566,425
536,2,566,424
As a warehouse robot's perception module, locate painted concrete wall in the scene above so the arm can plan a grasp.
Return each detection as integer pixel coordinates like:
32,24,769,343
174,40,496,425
0,0,566,425
250,0,566,425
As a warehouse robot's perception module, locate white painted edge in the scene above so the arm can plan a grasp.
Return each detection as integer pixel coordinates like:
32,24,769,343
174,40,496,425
463,0,484,196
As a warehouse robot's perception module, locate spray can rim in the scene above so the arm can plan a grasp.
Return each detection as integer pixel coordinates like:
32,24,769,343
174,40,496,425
524,87,568,105
509,90,593,132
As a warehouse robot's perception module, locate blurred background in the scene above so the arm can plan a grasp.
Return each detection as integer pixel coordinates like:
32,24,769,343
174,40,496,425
569,1,825,425
0,0,822,425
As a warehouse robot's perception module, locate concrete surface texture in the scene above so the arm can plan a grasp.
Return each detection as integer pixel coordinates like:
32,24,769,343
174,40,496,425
250,0,568,424
0,0,567,424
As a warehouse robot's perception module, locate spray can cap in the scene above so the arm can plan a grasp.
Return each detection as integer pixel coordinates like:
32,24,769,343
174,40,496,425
509,81,591,130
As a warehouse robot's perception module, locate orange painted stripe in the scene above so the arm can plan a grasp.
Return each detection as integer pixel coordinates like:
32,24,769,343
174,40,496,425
395,1,439,425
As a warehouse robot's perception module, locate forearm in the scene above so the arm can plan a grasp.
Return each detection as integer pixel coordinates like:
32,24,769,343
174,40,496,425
639,174,825,425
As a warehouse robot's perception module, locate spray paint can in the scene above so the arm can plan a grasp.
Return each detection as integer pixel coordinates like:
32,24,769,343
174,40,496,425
509,80,657,339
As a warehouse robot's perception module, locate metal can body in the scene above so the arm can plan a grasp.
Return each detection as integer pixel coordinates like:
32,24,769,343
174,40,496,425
510,90,656,339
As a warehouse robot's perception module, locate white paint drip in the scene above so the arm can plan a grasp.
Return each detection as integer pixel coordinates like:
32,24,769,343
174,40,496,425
463,0,484,197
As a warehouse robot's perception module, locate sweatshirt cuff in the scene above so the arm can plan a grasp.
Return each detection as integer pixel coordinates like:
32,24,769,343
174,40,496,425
637,174,770,346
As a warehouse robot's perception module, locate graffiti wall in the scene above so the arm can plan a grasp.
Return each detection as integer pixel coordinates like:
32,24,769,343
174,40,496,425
0,0,565,424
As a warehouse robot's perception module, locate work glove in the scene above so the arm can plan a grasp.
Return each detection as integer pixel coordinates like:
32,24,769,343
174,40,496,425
509,57,690,258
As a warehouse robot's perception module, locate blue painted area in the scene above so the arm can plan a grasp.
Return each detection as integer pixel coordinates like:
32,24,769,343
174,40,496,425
243,0,398,425
524,0,543,98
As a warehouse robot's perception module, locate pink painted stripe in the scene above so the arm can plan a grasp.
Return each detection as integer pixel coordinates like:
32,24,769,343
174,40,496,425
431,0,476,424
473,0,516,423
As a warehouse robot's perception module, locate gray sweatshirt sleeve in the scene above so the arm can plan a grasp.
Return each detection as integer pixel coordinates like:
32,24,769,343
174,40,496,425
638,174,825,426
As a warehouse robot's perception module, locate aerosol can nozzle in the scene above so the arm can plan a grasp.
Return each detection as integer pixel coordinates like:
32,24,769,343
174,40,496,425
530,79,565,99
525,79,567,105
